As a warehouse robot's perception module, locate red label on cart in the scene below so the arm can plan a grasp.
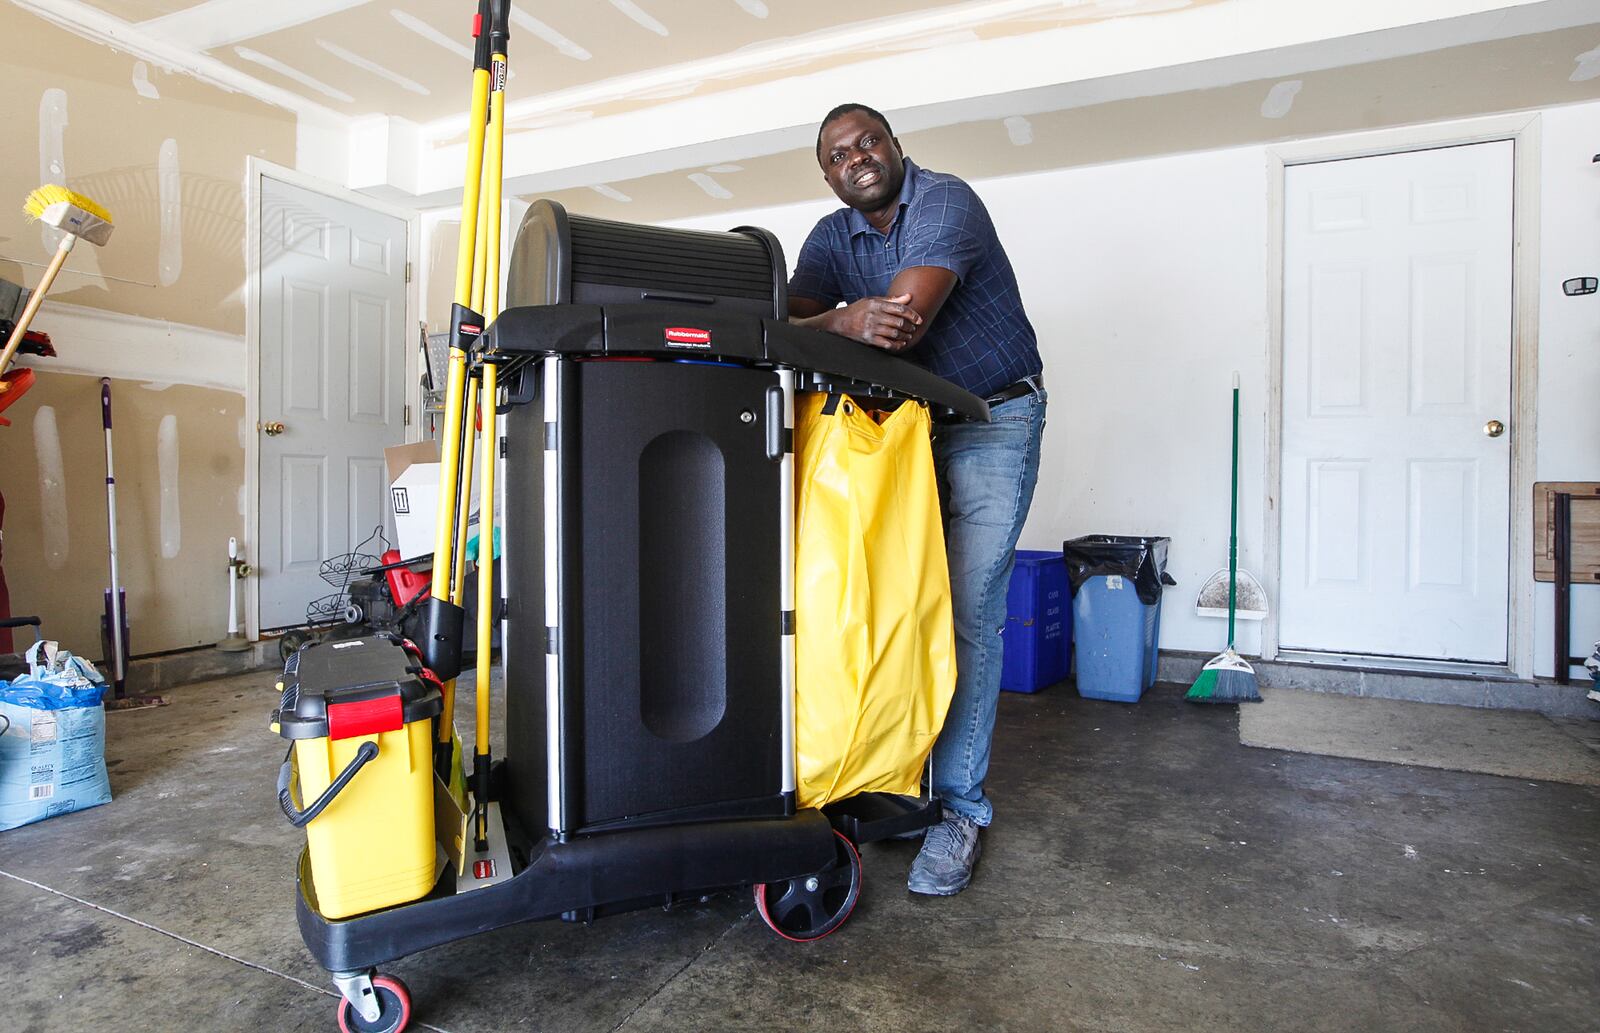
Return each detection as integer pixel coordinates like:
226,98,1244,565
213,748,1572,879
473,859,496,880
663,327,712,349
327,695,403,740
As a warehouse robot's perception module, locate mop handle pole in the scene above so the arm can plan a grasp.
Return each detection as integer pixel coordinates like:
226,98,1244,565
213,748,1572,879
1227,378,1239,648
103,378,125,685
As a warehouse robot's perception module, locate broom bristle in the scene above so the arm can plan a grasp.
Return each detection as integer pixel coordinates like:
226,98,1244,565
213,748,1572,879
1207,665,1262,703
1186,647,1263,704
23,184,113,224
1185,667,1218,701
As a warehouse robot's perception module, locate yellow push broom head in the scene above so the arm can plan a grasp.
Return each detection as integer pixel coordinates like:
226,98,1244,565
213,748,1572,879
23,184,114,247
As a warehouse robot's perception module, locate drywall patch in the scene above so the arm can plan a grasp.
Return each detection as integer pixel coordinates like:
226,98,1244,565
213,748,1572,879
392,9,474,62
132,61,161,100
611,0,669,36
688,173,732,200
510,8,592,61
39,88,67,182
317,39,430,96
38,88,68,251
1573,45,1600,83
1004,116,1034,146
158,138,182,287
234,47,355,104
735,0,768,16
706,164,744,174
33,406,69,571
157,413,181,559
590,184,632,202
1261,80,1303,119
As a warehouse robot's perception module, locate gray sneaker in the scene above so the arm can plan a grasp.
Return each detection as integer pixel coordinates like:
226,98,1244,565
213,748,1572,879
907,814,982,895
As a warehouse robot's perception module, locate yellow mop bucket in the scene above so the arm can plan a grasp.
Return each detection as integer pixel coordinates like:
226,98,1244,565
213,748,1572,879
271,636,442,919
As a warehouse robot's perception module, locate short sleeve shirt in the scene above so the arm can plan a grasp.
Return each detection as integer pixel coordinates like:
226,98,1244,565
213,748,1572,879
788,159,1042,399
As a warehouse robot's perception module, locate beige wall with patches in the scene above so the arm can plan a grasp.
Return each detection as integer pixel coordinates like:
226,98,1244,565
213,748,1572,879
0,6,296,333
0,7,295,657
1,375,244,655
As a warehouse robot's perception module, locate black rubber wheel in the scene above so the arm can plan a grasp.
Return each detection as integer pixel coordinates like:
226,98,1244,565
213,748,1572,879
278,629,312,664
335,974,411,1033
754,830,863,942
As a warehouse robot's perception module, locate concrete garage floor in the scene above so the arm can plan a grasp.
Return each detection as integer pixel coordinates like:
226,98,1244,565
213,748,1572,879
3,671,1597,1033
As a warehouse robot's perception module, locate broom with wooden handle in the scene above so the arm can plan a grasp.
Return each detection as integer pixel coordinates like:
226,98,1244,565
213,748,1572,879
0,185,115,378
1187,372,1263,704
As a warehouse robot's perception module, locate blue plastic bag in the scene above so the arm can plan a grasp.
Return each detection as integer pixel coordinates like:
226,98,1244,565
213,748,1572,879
0,641,113,831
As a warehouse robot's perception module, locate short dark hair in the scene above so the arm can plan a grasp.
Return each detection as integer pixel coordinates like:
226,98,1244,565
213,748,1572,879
815,103,895,163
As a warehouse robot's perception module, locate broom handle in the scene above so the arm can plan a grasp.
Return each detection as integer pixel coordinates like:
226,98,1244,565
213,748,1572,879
1228,374,1239,648
0,234,74,376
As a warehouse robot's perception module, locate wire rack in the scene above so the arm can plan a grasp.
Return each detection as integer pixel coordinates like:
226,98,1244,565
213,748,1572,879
305,526,389,625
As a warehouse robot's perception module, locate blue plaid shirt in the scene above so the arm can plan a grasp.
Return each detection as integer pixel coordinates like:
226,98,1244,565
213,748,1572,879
788,159,1041,399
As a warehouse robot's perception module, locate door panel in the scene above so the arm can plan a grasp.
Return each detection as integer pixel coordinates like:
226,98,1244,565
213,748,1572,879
259,178,407,629
1281,142,1513,663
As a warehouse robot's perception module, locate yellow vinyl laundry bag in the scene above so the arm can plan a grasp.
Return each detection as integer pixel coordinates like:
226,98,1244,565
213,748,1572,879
794,392,957,808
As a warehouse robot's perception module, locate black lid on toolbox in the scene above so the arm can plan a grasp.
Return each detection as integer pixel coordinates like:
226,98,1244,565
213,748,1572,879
273,636,442,741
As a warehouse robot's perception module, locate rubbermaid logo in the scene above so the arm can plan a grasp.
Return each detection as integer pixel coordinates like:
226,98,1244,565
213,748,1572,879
664,327,712,349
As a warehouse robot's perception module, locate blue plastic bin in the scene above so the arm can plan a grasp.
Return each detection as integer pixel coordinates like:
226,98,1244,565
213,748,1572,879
1071,572,1165,704
1000,551,1072,693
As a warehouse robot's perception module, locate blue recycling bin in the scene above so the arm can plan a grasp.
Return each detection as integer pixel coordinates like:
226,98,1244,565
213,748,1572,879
999,551,1072,693
1064,536,1171,703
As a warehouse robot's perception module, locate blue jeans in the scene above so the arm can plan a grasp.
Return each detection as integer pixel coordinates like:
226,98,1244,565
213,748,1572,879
929,389,1046,826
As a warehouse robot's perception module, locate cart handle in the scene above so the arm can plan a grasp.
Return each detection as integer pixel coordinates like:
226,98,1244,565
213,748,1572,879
277,741,378,829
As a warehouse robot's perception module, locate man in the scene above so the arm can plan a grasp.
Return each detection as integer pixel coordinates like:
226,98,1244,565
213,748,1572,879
788,103,1046,896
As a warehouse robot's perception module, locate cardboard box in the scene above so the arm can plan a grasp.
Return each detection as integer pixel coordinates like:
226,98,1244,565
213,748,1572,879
386,442,444,561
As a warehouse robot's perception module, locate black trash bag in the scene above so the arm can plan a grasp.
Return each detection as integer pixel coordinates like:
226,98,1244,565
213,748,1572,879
1062,535,1176,606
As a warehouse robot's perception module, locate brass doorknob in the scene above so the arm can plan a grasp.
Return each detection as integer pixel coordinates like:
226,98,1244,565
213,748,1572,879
1483,419,1505,438
262,421,286,436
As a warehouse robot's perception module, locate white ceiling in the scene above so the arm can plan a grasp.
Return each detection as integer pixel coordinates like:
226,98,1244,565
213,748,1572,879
14,0,1600,219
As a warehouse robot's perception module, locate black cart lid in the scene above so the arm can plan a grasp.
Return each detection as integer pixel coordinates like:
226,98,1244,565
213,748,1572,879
272,636,442,742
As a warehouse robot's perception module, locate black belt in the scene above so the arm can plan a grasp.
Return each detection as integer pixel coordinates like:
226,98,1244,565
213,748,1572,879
984,373,1044,407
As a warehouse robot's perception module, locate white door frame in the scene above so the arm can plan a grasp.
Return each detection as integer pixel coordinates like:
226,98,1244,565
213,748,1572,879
243,158,422,639
1263,112,1541,678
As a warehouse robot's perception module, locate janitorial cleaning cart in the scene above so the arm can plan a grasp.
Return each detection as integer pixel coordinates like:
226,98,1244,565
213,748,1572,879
269,5,987,1030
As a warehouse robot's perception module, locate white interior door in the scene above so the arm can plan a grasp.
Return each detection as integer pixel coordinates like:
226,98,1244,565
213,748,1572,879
259,177,408,630
1280,142,1514,663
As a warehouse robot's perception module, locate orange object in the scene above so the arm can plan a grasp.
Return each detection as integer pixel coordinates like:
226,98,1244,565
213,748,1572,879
0,368,37,427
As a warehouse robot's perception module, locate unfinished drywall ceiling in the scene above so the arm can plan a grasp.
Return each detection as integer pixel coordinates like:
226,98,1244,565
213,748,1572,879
0,6,296,334
48,0,1227,126
529,24,1600,223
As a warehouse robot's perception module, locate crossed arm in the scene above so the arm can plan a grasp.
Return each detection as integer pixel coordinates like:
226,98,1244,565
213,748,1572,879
789,265,957,354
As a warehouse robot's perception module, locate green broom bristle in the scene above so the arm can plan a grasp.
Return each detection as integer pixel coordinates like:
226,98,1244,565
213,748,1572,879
1185,667,1218,701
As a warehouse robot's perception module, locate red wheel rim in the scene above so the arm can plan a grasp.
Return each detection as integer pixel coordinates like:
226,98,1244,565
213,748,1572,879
755,830,861,943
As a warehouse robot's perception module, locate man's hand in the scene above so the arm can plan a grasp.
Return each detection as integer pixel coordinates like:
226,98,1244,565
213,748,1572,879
790,265,957,354
822,294,923,352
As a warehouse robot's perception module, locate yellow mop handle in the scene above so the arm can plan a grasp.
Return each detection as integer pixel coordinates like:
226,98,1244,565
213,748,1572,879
472,48,509,847
431,23,494,752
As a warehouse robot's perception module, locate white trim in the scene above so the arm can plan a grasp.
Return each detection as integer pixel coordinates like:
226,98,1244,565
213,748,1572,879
20,302,245,392
244,157,421,641
1263,111,1541,678
141,0,372,52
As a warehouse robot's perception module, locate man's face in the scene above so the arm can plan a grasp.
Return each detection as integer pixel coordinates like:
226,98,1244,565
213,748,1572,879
817,110,905,212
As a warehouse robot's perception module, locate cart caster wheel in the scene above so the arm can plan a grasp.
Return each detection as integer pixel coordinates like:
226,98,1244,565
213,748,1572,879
279,629,312,664
336,974,411,1033
755,829,862,942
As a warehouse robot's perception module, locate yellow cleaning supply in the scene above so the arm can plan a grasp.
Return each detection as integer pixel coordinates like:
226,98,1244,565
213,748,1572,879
793,393,957,807
272,636,442,919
